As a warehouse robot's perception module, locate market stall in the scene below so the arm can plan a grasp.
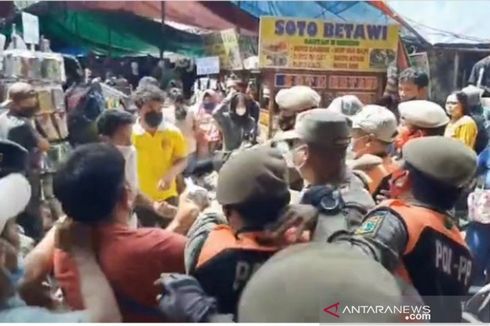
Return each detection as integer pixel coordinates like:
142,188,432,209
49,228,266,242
257,17,400,137
0,48,70,206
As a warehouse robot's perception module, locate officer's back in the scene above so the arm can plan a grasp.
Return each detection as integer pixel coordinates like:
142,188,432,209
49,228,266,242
185,146,295,315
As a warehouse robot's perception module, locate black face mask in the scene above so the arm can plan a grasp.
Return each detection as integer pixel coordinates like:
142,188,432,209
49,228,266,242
144,111,163,128
278,115,296,131
16,106,38,118
175,105,187,121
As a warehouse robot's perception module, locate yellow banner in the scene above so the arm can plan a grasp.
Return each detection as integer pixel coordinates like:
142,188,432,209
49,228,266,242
204,29,243,70
259,17,399,72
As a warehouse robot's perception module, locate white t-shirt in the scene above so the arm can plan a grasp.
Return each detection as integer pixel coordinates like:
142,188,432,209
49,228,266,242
116,145,139,229
162,106,197,155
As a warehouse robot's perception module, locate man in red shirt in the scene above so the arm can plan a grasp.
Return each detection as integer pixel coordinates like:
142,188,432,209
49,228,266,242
51,143,186,322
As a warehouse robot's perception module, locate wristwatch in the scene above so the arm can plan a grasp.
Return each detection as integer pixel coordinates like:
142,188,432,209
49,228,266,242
301,185,344,215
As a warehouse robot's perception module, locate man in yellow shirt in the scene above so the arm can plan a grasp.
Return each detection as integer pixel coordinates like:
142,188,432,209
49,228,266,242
132,85,187,213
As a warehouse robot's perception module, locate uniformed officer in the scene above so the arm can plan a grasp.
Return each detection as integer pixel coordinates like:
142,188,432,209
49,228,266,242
348,105,399,199
238,243,409,322
157,243,416,323
275,109,375,241
184,146,295,316
271,86,321,191
394,100,449,155
331,136,477,322
327,95,364,117
275,86,321,131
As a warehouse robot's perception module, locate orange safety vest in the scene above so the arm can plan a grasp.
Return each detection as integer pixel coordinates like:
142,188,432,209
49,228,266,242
379,200,470,285
379,199,472,322
194,225,280,315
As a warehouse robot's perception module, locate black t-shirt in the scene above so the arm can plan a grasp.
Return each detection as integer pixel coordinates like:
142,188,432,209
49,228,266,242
0,112,40,168
468,56,490,94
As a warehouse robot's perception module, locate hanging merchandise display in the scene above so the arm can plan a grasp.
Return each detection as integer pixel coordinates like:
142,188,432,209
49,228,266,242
0,49,70,204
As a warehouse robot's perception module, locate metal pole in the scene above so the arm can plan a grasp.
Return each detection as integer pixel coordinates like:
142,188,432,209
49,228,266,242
160,1,166,59
267,73,274,139
453,51,460,89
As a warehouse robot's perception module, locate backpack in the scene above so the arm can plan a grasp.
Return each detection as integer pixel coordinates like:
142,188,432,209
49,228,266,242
65,82,105,146
471,108,489,154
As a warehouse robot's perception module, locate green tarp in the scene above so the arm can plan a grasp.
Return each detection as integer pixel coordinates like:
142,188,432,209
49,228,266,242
4,8,206,57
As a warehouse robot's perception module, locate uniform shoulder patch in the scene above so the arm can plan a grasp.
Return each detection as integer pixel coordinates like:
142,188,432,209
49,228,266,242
355,214,384,236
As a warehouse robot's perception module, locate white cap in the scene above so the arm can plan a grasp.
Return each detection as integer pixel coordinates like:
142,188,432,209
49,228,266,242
398,100,449,128
327,95,363,117
351,105,397,142
0,174,31,234
275,86,321,113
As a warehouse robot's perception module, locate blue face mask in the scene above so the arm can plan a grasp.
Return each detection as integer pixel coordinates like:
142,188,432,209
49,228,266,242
203,102,215,112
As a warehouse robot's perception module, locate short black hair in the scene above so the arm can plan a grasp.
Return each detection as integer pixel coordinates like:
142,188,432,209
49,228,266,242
224,194,290,230
97,110,135,137
399,68,429,89
53,143,126,224
407,163,462,211
420,125,446,136
133,85,166,109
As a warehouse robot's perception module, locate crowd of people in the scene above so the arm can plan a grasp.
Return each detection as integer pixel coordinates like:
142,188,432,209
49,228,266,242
0,63,490,323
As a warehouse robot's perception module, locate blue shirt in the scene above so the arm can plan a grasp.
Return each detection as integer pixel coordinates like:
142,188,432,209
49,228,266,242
477,147,490,189
0,295,87,323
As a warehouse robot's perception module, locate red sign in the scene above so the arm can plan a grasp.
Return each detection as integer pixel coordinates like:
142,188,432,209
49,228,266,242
328,75,378,91
275,73,327,89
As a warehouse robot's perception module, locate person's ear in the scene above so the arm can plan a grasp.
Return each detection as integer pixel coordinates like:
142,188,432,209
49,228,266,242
367,133,377,144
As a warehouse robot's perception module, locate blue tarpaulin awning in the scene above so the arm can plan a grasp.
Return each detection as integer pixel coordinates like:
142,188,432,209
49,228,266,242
232,1,397,25
387,0,490,46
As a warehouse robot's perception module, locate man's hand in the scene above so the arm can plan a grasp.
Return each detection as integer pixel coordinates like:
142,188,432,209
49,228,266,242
165,188,208,235
158,174,175,191
259,204,318,244
154,201,178,218
155,273,217,322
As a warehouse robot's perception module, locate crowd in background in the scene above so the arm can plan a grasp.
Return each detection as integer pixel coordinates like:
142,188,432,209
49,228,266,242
0,59,490,323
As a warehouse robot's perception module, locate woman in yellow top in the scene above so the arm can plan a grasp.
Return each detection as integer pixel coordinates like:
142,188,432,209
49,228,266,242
444,91,478,149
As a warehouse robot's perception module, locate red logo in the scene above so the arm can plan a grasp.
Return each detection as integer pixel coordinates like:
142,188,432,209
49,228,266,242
323,302,341,318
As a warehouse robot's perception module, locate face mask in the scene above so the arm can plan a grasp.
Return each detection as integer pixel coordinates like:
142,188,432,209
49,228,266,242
203,102,215,112
17,106,38,118
278,115,296,131
175,105,187,121
351,135,370,159
235,106,246,116
287,145,307,175
144,111,163,128
395,128,424,151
